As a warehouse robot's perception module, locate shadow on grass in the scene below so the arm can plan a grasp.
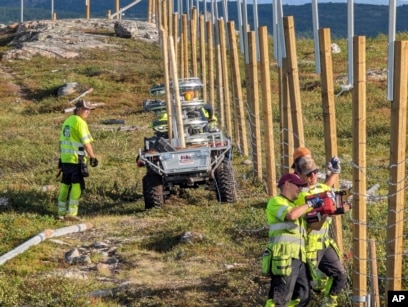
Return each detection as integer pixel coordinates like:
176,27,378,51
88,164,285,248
0,187,145,217
0,189,56,216
141,232,182,253
105,272,265,306
251,201,268,210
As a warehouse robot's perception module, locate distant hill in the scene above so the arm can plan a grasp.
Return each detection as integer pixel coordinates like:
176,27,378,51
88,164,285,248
1,0,408,38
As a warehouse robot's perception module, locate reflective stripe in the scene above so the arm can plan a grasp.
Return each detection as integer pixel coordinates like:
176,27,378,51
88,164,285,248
269,234,305,247
60,140,83,147
310,228,327,236
60,148,85,155
269,221,298,232
81,135,92,143
276,205,288,220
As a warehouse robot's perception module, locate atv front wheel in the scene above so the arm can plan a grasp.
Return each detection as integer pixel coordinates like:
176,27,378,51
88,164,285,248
214,160,237,203
142,172,164,209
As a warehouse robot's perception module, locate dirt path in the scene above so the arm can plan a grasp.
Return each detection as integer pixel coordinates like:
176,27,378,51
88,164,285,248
0,63,29,103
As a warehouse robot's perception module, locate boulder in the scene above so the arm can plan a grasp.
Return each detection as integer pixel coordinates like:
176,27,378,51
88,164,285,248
57,82,78,97
114,21,138,38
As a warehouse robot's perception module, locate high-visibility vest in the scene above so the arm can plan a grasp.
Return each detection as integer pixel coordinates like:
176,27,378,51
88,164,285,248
59,115,93,164
296,184,338,253
266,195,307,262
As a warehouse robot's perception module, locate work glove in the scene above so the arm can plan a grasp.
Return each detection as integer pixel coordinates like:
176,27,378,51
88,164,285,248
307,197,324,209
326,156,341,174
90,157,98,167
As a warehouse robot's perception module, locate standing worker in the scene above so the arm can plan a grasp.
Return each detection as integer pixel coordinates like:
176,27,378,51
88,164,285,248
57,99,99,221
264,173,324,307
294,156,349,307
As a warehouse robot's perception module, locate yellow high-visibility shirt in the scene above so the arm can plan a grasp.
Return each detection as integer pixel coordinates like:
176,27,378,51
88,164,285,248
59,115,93,164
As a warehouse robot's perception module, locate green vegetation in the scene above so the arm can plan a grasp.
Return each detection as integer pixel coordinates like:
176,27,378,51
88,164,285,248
0,20,407,306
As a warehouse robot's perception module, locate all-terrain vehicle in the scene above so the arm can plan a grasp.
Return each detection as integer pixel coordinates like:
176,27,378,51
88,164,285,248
137,77,237,209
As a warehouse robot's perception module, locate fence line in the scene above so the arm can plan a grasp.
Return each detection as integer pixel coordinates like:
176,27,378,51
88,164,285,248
155,1,407,305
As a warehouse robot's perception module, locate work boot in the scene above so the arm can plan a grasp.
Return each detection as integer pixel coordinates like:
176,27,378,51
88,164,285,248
321,295,338,307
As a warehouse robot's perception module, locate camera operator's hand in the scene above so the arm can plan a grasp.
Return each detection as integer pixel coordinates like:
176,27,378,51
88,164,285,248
307,198,324,209
90,157,98,167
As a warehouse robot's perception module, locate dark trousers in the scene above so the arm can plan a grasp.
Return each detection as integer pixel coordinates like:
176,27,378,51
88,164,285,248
268,258,310,307
317,247,347,295
61,163,85,190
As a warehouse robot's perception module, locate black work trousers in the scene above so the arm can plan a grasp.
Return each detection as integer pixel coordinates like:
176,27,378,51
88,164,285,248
268,258,310,307
317,246,347,295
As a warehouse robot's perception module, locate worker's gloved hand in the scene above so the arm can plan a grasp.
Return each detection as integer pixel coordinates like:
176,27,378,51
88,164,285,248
307,197,324,209
90,157,98,167
58,158,62,169
326,156,341,174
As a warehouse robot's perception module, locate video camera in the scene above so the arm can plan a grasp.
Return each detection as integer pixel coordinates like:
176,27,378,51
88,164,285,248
305,189,351,223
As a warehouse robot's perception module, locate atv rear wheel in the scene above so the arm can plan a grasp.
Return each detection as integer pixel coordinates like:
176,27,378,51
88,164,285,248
214,160,237,203
142,172,164,209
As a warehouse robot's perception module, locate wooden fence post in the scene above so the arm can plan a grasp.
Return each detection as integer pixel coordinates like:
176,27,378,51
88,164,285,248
227,21,249,157
218,19,232,139
386,40,408,292
168,36,185,148
199,15,207,102
248,31,262,181
283,16,304,150
190,8,198,77
369,239,380,307
259,26,277,195
318,27,343,255
280,64,293,174
172,13,178,68
182,14,188,77
352,35,367,306
206,21,215,109
160,29,173,140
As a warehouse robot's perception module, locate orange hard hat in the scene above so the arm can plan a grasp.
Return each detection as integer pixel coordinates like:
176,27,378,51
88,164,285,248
293,147,311,161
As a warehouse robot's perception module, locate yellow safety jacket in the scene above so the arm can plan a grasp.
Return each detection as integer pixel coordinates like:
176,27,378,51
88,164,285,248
266,195,307,274
295,184,340,266
59,115,93,164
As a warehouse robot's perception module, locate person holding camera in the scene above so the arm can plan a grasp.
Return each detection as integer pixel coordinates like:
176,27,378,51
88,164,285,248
293,155,348,307
57,99,98,221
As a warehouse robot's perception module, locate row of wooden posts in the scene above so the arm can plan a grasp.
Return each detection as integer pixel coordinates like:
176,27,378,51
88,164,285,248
152,1,408,305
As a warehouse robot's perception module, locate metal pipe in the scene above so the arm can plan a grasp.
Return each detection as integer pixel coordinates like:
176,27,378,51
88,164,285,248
0,223,94,266
387,0,396,101
347,0,354,86
312,0,320,74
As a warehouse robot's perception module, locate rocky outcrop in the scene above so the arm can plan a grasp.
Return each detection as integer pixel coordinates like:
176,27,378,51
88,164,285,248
1,18,158,60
